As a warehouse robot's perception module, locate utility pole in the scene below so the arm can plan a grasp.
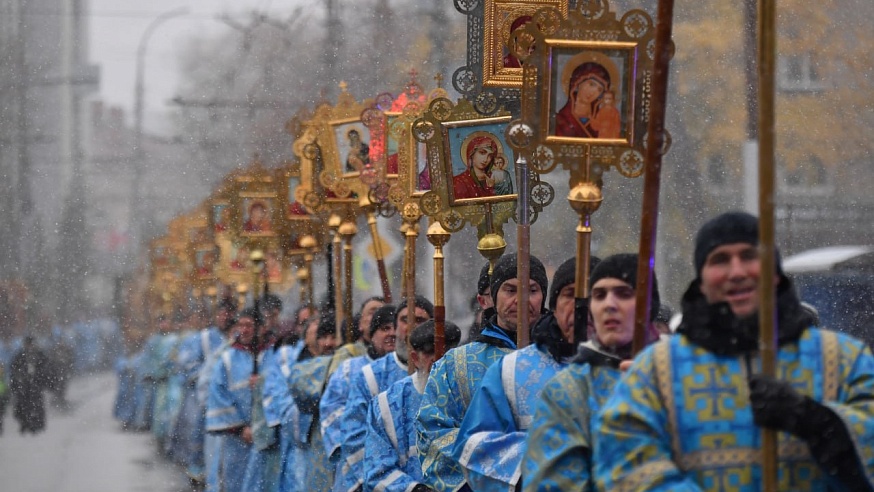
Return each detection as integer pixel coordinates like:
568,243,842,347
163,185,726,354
130,8,188,254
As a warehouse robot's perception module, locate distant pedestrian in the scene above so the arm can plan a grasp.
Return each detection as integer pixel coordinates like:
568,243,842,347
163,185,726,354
10,336,51,434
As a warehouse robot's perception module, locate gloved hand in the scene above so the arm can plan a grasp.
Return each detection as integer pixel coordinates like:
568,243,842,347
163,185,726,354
748,374,811,437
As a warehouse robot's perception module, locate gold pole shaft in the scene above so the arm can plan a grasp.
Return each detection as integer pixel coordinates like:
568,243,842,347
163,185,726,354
406,222,418,332
633,0,676,355
758,0,778,489
341,221,357,343
427,221,450,359
367,211,393,303
333,228,344,345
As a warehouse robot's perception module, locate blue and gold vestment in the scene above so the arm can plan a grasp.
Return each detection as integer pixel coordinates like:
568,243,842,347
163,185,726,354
521,359,619,492
337,352,409,492
288,353,334,491
320,354,373,461
364,374,428,492
416,324,516,492
451,342,566,491
595,329,874,491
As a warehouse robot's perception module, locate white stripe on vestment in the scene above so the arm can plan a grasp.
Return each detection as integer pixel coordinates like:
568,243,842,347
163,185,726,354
321,407,343,435
230,380,249,391
345,447,365,471
206,406,236,418
363,365,380,397
392,352,409,372
403,483,417,492
501,351,520,427
291,407,301,442
201,329,211,359
280,347,292,377
458,432,489,468
374,470,405,492
378,392,402,465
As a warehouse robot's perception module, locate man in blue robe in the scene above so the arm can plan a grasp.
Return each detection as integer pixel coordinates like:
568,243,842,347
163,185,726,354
172,299,235,484
286,311,339,491
132,319,167,431
336,296,434,492
595,212,874,491
364,320,462,492
450,253,558,492
522,253,662,491
417,253,546,492
206,308,272,492
321,304,396,478
151,314,186,455
327,297,385,378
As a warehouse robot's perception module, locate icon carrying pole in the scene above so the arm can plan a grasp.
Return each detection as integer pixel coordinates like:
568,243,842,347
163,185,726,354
515,155,531,348
329,214,344,345
362,196,393,303
405,220,419,334
340,220,358,343
427,221,450,359
568,149,602,346
758,0,779,489
632,0,676,356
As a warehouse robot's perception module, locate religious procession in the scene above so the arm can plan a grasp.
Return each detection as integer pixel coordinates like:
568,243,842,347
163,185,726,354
106,1,874,491
3,0,872,491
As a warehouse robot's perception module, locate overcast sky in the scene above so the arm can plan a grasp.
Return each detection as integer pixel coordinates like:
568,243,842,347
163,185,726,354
88,0,309,133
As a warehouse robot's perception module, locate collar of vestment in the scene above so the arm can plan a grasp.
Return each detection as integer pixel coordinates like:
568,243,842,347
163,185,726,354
531,312,576,363
572,341,622,368
476,320,518,350
676,276,814,356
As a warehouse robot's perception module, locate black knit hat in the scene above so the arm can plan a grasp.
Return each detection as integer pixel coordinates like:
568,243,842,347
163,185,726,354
590,253,660,322
489,253,549,309
369,304,397,336
477,262,491,295
409,319,462,353
694,211,759,276
548,255,602,310
316,310,336,338
395,295,435,324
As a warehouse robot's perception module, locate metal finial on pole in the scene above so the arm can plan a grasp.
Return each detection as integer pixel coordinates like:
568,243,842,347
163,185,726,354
427,221,451,359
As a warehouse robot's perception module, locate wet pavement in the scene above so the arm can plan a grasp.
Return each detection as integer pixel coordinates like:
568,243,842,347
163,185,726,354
0,372,194,492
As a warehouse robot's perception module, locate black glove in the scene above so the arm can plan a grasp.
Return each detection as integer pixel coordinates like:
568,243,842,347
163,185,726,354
748,374,812,437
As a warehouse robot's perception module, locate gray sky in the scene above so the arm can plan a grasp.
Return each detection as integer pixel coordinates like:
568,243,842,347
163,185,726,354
88,0,308,133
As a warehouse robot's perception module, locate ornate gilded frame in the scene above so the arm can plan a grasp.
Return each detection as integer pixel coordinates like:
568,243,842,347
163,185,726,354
453,0,568,115
509,3,663,182
413,98,551,234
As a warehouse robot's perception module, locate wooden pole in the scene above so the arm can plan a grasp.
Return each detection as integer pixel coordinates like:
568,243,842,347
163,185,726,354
758,0,779,489
366,210,393,303
329,214,343,345
632,0,676,355
516,155,531,348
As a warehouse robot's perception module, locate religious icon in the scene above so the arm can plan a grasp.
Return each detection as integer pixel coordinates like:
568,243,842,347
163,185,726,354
502,15,534,69
213,203,232,233
549,49,633,142
241,198,274,235
445,122,515,204
265,247,283,284
332,122,371,174
229,243,250,272
415,141,431,192
287,176,308,216
195,248,218,278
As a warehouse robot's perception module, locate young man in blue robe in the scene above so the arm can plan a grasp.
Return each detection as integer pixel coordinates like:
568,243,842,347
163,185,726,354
205,308,272,492
595,211,874,491
451,253,566,492
417,253,548,492
522,253,661,491
321,304,396,478
286,311,339,491
172,299,235,484
336,296,434,492
364,320,462,492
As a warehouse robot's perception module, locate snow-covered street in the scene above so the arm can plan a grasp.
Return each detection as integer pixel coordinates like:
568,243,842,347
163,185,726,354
0,372,192,492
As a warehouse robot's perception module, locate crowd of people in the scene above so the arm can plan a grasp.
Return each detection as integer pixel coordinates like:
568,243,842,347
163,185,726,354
112,211,874,491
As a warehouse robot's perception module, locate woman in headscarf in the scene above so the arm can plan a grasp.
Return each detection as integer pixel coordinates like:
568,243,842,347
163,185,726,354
554,61,611,138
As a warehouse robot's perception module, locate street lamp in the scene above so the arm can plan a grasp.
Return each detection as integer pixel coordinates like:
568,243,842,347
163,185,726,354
130,7,189,252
